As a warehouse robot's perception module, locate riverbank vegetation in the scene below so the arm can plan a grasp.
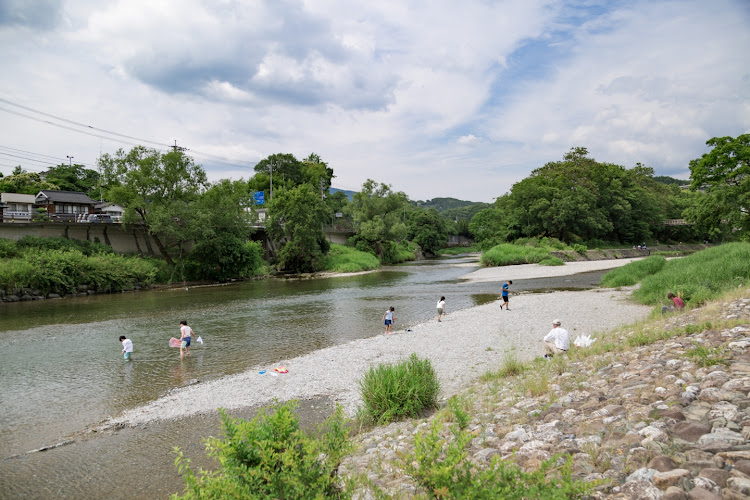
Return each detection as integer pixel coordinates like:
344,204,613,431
601,242,750,309
480,237,570,267
322,244,380,273
0,236,167,296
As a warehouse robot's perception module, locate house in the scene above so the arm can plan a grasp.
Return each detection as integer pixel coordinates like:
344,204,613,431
0,193,37,222
35,190,96,221
95,202,124,221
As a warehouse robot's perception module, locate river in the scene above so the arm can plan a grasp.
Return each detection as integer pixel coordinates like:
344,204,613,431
0,255,607,498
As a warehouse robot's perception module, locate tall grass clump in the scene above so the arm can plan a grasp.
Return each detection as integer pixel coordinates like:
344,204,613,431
600,255,667,288
172,401,353,499
359,353,440,425
322,244,381,273
538,256,565,266
437,245,480,256
16,235,114,256
480,243,552,267
634,242,750,307
0,238,19,258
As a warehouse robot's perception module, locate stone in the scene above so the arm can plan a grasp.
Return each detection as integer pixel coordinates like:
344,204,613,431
640,425,669,445
663,486,687,500
626,468,659,483
734,459,750,476
474,448,500,462
722,378,750,392
659,408,687,421
649,455,680,472
697,428,745,447
709,402,739,422
700,388,743,404
698,467,730,488
686,487,720,500
654,469,692,490
721,488,750,500
727,476,750,495
504,427,530,442
674,422,712,442
692,476,722,495
701,371,730,389
46,293,61,299
616,480,664,499
4,294,19,302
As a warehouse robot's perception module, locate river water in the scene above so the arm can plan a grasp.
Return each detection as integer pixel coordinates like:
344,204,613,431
0,255,606,498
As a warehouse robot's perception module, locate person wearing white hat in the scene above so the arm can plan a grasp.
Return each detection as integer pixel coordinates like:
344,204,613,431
543,319,569,357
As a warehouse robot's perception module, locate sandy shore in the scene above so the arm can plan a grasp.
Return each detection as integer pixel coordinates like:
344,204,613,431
108,259,650,428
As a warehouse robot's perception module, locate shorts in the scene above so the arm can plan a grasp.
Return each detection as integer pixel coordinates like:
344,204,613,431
502,295,508,302
124,352,131,360
437,308,444,314
384,320,392,326
181,337,191,348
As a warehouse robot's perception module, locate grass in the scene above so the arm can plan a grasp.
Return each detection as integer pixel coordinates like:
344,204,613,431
358,353,440,425
683,344,730,367
322,244,381,273
538,256,565,266
437,245,480,255
600,255,667,287
480,237,574,267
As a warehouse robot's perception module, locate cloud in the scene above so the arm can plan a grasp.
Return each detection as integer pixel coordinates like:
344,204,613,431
0,0,62,29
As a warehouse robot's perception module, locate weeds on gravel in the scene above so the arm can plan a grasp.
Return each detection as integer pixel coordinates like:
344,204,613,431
683,343,730,367
171,401,353,499
358,353,440,425
403,419,594,499
482,351,527,381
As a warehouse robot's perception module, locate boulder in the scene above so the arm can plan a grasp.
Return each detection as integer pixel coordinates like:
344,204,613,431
615,480,664,499
697,467,730,488
649,455,680,472
653,469,691,490
673,422,712,442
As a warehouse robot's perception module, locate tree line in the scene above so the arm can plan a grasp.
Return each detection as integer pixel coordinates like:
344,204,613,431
1,133,746,277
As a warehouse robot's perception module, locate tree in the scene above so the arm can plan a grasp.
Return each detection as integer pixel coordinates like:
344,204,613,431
44,163,100,195
0,172,59,194
99,146,207,265
186,179,262,281
266,184,330,272
689,134,750,240
349,179,410,262
408,209,449,254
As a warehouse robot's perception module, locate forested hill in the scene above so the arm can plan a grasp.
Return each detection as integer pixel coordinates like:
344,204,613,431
412,197,491,221
653,175,690,186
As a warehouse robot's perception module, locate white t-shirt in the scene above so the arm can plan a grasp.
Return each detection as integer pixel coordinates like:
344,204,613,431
543,327,570,351
121,338,133,353
437,300,445,310
384,310,393,321
181,325,193,339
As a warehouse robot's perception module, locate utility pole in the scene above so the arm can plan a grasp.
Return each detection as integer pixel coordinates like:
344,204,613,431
268,161,275,201
66,155,74,167
172,140,185,153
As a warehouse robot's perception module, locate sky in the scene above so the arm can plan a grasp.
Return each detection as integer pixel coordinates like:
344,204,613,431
0,0,748,203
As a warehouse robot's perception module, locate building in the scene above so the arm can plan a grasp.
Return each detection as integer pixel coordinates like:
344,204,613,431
35,190,96,222
0,193,36,222
95,202,124,221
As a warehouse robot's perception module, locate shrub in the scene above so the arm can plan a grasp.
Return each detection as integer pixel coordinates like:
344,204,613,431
322,244,381,273
538,256,565,266
359,353,440,425
16,235,113,256
573,243,588,254
480,243,551,267
171,401,353,499
403,419,594,499
0,238,18,259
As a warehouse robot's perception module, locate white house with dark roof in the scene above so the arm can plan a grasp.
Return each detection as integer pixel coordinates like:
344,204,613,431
35,190,96,221
95,202,124,221
0,193,36,222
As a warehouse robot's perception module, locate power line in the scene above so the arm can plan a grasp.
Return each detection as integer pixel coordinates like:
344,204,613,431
0,145,72,163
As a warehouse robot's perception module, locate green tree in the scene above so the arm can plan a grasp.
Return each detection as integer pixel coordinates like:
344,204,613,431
44,163,100,195
688,134,750,240
349,179,410,262
267,184,330,272
0,172,59,194
99,146,207,265
408,208,449,254
186,179,262,281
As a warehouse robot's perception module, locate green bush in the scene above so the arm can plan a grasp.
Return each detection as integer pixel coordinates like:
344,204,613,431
322,244,381,273
16,235,114,256
0,238,18,259
480,243,552,267
403,419,594,499
538,256,565,266
573,243,588,254
359,353,440,425
600,255,667,288
437,245,480,255
172,401,353,499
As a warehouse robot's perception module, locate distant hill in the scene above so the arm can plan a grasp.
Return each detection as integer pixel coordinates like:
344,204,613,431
653,175,690,186
412,197,491,221
330,187,357,201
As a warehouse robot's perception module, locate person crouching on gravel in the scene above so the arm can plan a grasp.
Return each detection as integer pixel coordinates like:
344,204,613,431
543,319,569,357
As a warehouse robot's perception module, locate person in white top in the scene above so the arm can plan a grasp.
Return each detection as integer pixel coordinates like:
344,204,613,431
119,335,133,361
179,320,195,359
436,296,446,322
543,319,569,357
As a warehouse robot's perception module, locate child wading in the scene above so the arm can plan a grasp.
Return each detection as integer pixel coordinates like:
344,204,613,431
383,307,396,334
119,335,133,361
179,320,195,359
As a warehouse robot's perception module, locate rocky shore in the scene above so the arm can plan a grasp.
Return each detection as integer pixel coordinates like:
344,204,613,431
339,294,750,499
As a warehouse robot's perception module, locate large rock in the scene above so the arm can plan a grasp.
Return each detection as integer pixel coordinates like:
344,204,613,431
614,480,664,499
648,455,679,472
734,459,750,475
697,428,745,447
699,387,744,404
662,486,687,500
686,486,720,500
726,476,750,495
673,421,712,442
653,469,691,490
626,468,659,483
697,467,730,488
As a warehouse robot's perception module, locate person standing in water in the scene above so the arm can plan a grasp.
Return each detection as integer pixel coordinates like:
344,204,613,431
436,296,446,322
500,280,512,310
383,307,396,334
119,335,133,361
179,320,195,359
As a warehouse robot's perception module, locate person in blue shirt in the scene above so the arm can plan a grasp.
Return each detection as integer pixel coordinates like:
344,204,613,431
500,280,512,310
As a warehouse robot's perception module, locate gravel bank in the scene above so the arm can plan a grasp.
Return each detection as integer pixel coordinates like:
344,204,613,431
108,259,650,428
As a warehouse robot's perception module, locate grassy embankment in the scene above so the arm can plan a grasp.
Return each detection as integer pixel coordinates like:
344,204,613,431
0,236,169,296
321,244,381,273
480,238,569,267
437,244,481,255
